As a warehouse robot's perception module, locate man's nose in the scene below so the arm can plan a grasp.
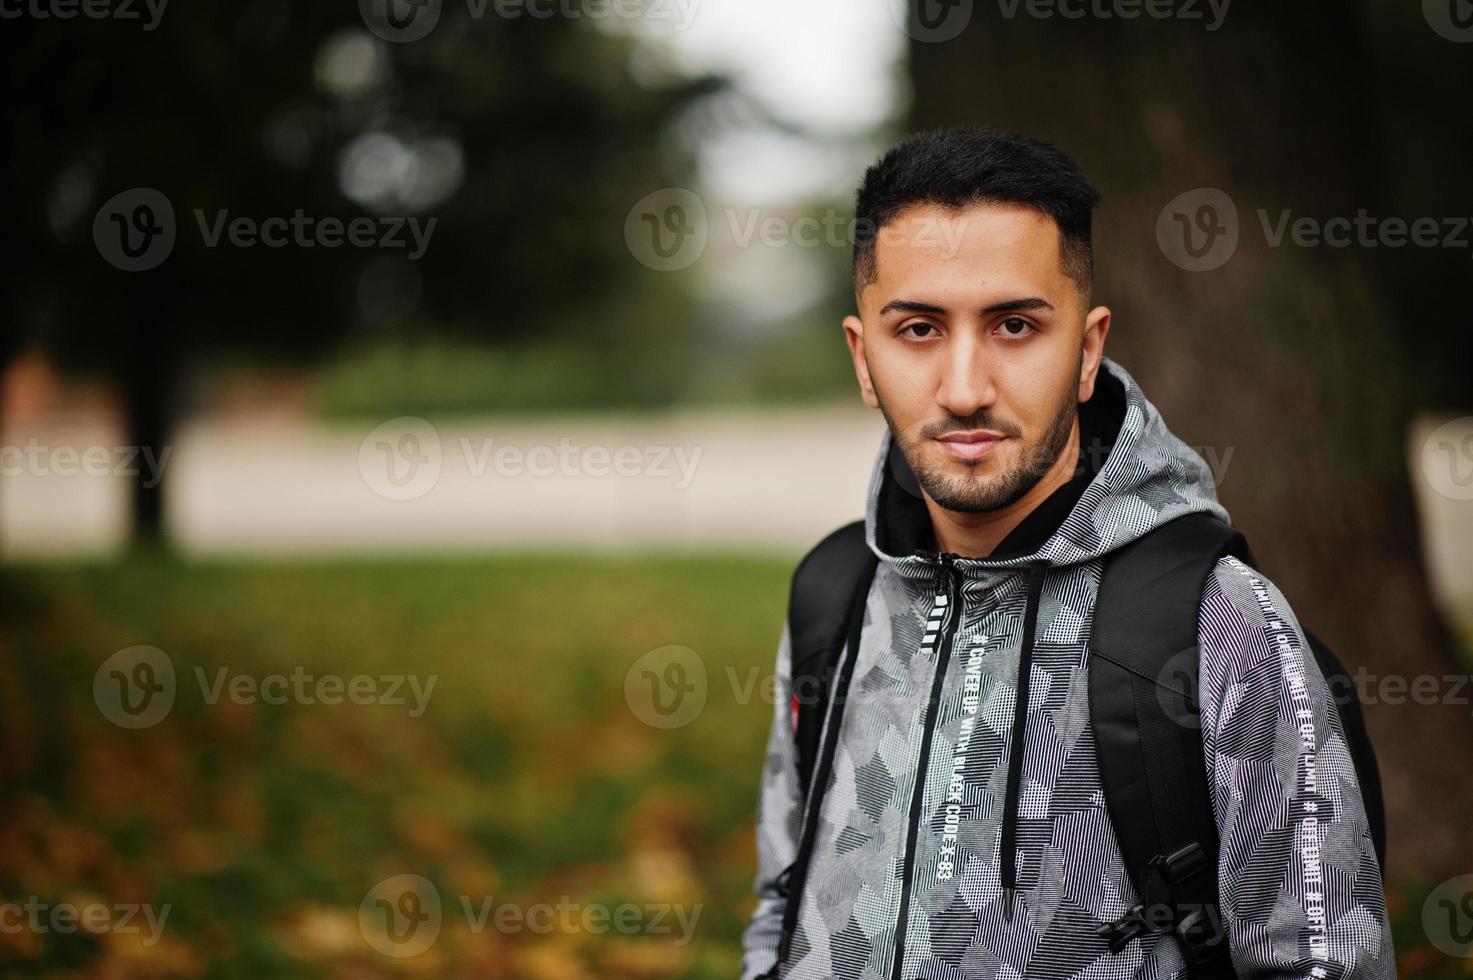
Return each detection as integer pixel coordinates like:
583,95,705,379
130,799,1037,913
935,331,997,419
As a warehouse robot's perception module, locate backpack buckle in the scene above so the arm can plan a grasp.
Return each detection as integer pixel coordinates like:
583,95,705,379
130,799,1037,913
1097,903,1150,954
1097,843,1217,955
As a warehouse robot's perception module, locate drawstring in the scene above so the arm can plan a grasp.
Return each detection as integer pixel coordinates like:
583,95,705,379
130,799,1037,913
1002,559,1050,922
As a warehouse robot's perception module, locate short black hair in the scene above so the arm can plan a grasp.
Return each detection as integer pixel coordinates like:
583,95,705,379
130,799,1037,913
852,127,1101,299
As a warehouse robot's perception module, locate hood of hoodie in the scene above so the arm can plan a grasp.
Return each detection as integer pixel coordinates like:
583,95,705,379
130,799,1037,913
863,356,1229,578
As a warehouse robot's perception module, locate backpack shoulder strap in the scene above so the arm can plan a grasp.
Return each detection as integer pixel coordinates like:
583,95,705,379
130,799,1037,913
786,518,878,800
1089,511,1246,978
764,520,877,974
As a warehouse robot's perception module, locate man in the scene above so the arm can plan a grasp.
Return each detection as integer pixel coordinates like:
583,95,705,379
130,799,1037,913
739,128,1393,980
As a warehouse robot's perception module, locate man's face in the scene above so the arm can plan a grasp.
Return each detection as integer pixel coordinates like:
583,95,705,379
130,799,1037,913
843,202,1110,514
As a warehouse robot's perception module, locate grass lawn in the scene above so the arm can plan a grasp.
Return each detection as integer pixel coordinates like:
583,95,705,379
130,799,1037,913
0,554,1457,978
0,552,790,978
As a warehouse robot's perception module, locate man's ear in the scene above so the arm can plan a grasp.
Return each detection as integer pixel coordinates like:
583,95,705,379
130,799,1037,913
1078,305,1111,402
842,314,880,410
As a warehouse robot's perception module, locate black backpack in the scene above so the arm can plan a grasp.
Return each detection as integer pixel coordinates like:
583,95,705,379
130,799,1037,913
769,512,1385,979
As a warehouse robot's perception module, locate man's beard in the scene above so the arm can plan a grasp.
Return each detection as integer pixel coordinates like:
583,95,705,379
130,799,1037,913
878,384,1079,515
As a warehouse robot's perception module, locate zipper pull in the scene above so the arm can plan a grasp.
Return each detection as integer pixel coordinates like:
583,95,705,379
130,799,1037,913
933,550,956,594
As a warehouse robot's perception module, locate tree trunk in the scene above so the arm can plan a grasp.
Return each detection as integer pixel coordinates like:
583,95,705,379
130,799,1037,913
118,291,176,546
905,1,1473,877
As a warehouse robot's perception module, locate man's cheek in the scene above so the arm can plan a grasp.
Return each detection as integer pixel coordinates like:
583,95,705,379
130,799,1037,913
1013,434,1048,476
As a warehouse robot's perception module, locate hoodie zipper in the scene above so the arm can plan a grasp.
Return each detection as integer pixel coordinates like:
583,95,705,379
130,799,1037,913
890,550,963,980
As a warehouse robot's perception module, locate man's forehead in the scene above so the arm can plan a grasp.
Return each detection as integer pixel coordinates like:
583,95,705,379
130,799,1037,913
876,202,1058,261
863,202,1067,308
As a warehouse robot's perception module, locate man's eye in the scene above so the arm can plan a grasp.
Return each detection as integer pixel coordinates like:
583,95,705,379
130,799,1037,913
998,317,1033,337
902,322,937,339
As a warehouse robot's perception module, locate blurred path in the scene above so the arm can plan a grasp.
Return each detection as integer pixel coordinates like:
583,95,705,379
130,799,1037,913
2,404,884,558
3,408,1470,630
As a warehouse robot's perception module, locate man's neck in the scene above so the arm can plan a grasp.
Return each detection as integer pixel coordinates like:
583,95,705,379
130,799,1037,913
924,417,1081,558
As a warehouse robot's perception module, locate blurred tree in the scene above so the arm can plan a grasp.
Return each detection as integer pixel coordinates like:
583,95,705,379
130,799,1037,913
1,0,718,541
903,0,1473,875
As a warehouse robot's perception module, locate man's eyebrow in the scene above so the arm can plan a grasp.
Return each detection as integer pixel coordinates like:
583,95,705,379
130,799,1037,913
877,297,1055,317
982,297,1054,314
878,298,946,317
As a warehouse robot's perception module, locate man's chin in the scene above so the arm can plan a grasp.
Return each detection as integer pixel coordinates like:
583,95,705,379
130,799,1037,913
927,490,1019,515
914,442,1045,510
919,470,1025,515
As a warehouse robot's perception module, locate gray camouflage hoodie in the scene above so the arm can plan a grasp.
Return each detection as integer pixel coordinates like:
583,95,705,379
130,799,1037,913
741,357,1393,980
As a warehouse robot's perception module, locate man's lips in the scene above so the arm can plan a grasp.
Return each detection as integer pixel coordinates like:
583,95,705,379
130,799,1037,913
935,430,1008,461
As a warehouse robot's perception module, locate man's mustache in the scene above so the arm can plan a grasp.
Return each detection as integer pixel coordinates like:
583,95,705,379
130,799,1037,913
921,415,1024,440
